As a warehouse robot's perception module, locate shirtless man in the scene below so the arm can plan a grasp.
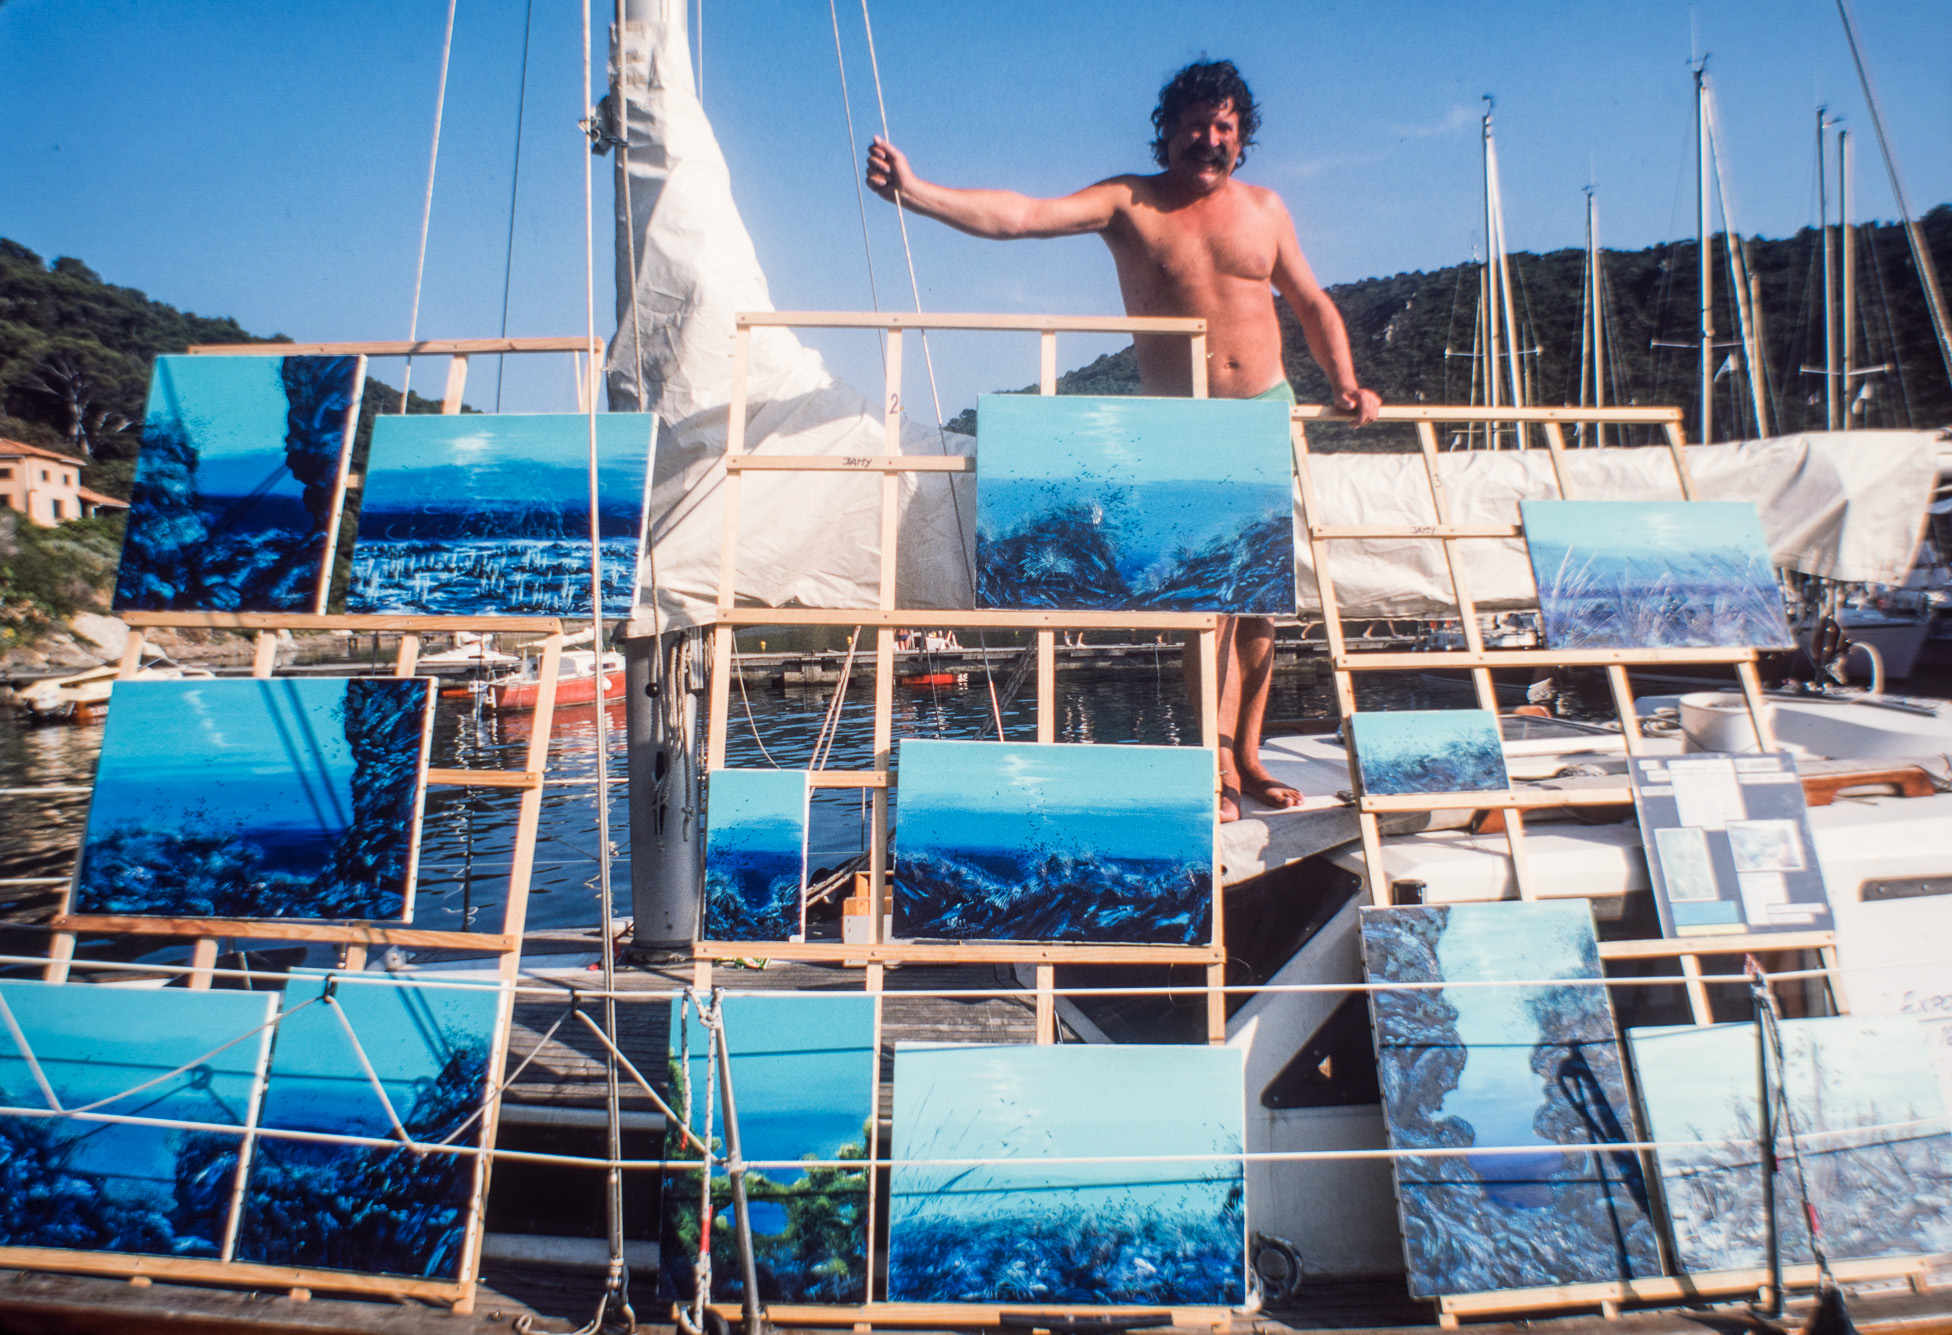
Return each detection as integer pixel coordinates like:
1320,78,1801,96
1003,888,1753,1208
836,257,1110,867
867,59,1380,821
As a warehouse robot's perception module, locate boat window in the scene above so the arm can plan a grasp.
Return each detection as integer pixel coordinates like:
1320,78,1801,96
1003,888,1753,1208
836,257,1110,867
1261,993,1381,1109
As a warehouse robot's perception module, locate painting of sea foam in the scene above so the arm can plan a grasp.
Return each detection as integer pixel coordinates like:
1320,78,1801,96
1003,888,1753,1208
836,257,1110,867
113,354,362,613
893,739,1215,945
888,1042,1246,1305
1521,501,1792,650
975,395,1295,613
1361,901,1661,1298
346,413,656,617
0,980,275,1258
234,971,502,1280
661,993,875,1305
73,678,433,921
703,769,811,942
1349,710,1509,796
1630,1016,1952,1274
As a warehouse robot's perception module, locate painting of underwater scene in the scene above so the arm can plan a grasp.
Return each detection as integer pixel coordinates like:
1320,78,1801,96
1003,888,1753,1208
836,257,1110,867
975,394,1295,613
73,678,433,921
0,980,274,1257
1361,901,1661,1298
1521,500,1792,650
114,354,363,613
893,739,1215,945
661,993,875,1305
1630,1016,1952,1274
346,412,656,617
234,970,503,1280
887,1042,1245,1305
1348,710,1509,797
703,769,811,942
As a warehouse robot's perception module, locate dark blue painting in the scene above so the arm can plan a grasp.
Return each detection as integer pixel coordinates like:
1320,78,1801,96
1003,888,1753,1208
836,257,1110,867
73,678,433,921
1348,710,1509,796
661,994,875,1305
1521,501,1793,650
893,739,1215,945
1631,1016,1952,1274
346,413,656,617
1361,901,1661,1298
0,980,275,1258
234,970,502,1280
702,769,811,942
975,395,1295,613
888,1042,1246,1305
113,354,363,614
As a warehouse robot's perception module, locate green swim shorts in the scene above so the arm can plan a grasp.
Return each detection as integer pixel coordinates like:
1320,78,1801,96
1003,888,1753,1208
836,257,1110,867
1251,379,1297,403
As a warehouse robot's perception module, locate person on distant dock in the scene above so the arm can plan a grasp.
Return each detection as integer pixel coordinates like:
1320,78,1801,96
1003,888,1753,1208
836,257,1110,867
867,58,1379,820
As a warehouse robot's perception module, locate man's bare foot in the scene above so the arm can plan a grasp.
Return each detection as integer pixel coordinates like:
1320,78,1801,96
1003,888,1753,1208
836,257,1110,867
1241,771,1304,810
1219,785,1241,824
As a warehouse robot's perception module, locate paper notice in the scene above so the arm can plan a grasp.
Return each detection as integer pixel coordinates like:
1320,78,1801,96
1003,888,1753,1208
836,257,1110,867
1667,757,1748,830
1738,871,1790,923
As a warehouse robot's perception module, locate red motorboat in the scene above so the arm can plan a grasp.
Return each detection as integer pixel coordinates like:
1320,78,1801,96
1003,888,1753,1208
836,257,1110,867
899,671,966,688
488,650,625,712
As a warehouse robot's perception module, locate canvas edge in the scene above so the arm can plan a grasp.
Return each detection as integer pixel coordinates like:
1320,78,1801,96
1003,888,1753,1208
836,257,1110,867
313,356,368,617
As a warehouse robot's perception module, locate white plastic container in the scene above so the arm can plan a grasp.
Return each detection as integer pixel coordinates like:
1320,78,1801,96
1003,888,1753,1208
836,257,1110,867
1678,691,1775,753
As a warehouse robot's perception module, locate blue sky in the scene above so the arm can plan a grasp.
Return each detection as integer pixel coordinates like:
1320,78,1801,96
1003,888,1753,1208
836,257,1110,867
6,1,1947,421
1521,500,1773,562
890,1042,1243,1214
896,739,1212,860
361,412,658,509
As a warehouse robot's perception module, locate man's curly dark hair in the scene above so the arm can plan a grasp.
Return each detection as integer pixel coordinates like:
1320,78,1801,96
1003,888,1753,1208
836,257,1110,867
1150,59,1260,170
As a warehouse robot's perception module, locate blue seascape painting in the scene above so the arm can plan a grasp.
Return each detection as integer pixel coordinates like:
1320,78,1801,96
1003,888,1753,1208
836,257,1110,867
703,769,812,942
73,678,433,921
661,993,875,1305
234,971,502,1279
0,980,275,1258
1361,901,1661,1298
1630,1016,1952,1274
888,1042,1246,1305
346,413,656,617
975,395,1295,613
114,354,362,613
893,739,1215,945
1521,501,1793,650
1348,710,1509,796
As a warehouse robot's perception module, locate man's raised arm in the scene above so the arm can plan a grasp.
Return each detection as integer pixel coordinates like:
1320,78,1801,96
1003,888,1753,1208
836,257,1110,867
1267,198,1381,426
866,136,1124,240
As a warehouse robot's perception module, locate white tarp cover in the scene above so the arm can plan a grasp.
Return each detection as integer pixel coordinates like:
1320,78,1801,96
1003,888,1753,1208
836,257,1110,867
607,0,973,632
610,0,1936,626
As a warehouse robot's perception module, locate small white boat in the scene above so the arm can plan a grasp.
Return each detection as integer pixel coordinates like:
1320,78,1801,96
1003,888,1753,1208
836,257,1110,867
11,654,215,725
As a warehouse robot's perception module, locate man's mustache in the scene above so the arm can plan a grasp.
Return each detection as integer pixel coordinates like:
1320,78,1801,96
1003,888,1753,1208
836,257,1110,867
1185,146,1231,167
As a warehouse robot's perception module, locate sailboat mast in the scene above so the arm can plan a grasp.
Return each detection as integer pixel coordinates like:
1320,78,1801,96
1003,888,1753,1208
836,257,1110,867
1584,189,1606,447
1481,102,1501,445
1695,62,1714,444
1840,129,1854,429
1819,109,1837,430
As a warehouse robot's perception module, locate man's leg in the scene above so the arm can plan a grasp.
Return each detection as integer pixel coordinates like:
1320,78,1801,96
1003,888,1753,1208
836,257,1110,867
1233,617,1302,810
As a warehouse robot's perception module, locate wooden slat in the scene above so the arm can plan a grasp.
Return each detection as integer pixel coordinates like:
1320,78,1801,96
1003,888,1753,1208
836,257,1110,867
424,768,545,790
1292,403,1684,424
807,770,892,789
393,633,419,678
440,354,469,414
188,337,598,357
706,625,733,772
1036,630,1056,744
0,1247,467,1304
695,940,1226,965
250,631,278,678
737,312,1206,334
870,627,895,942
116,628,147,678
717,328,753,611
1039,330,1057,394
117,612,563,632
187,937,218,991
1190,333,1209,398
1311,523,1522,540
1336,646,1756,669
1359,787,1635,813
1035,964,1055,1043
1597,930,1835,960
716,608,1220,630
49,916,517,951
723,455,969,472
717,1302,1241,1328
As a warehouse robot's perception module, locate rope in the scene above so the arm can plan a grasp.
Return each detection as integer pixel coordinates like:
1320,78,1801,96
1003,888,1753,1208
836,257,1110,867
735,649,781,766
811,626,863,768
494,0,538,412
574,1008,709,1151
435,997,578,1148
399,0,460,412
325,992,415,1147
0,990,62,1112
827,0,886,371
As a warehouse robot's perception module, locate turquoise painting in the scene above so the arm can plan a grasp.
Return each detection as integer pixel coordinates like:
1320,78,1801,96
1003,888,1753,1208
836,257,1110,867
113,354,362,613
1348,710,1509,796
1521,500,1792,650
661,993,875,1305
887,1042,1246,1305
893,739,1215,945
703,769,811,942
1630,1015,1952,1274
975,394,1295,613
73,678,434,921
0,980,275,1258
1361,901,1661,1298
347,412,657,617
234,971,503,1279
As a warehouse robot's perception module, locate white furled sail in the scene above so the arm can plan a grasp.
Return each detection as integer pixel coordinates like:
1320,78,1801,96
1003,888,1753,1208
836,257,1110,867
606,0,974,630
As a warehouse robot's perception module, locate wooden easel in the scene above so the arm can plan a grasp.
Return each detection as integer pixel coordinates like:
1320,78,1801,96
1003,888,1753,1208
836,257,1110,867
11,337,597,1313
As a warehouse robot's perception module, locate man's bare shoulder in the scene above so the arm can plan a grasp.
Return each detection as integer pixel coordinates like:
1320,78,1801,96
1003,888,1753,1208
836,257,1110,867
1231,179,1293,220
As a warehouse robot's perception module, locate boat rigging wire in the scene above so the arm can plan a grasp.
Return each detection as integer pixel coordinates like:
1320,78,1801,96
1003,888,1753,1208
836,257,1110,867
400,0,460,413
495,0,539,412
827,0,886,371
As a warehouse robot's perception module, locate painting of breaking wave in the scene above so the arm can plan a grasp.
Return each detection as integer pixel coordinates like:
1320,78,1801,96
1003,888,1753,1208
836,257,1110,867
1349,710,1509,796
1361,901,1661,1298
234,971,500,1280
0,980,274,1258
1630,1016,1952,1274
893,739,1214,945
73,678,433,921
1521,501,1793,650
975,395,1295,613
661,994,874,1305
703,769,811,942
888,1042,1245,1304
113,354,361,613
347,412,656,617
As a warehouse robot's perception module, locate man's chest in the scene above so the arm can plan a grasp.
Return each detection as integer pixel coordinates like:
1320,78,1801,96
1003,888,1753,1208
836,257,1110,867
1116,209,1277,288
